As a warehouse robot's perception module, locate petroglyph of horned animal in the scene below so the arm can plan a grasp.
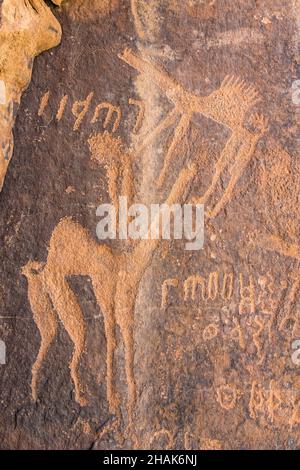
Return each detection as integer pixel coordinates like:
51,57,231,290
119,48,262,188
0,0,62,191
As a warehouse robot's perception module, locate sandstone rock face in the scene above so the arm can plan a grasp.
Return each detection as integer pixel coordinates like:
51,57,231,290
0,0,300,450
0,0,62,191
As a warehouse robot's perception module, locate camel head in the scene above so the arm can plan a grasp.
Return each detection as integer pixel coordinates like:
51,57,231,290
21,261,44,278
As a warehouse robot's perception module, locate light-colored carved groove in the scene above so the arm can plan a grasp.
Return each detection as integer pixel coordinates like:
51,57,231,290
56,94,68,121
128,98,145,134
130,0,146,41
21,261,57,403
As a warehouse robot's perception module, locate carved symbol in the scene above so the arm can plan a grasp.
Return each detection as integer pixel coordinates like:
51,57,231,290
249,380,287,425
56,94,68,121
184,272,219,302
267,380,283,424
238,274,255,315
216,384,238,410
128,98,145,133
279,277,300,337
184,275,206,301
249,381,265,420
38,90,50,117
252,315,266,365
91,102,122,133
37,92,145,135
229,317,245,350
202,323,219,341
221,273,234,300
72,92,94,131
161,278,179,310
0,340,6,365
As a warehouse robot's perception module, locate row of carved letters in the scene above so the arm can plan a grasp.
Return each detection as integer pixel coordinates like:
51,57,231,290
37,91,145,134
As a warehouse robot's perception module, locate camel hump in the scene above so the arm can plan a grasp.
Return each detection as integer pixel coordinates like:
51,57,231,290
51,216,92,242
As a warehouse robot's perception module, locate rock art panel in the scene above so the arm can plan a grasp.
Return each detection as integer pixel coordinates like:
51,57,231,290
0,0,299,451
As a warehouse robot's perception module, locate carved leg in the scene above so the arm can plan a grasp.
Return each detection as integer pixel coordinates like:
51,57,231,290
44,273,87,406
193,132,240,205
31,303,57,402
22,263,58,402
137,107,178,155
115,304,136,423
208,135,259,218
157,113,191,188
92,277,120,416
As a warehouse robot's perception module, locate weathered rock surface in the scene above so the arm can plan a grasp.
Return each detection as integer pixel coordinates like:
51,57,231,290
0,0,300,450
0,0,62,191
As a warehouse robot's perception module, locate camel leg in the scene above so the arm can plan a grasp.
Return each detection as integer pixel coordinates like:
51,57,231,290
157,113,191,188
115,306,136,423
137,107,178,155
31,298,57,402
44,273,87,406
25,271,58,402
92,277,120,416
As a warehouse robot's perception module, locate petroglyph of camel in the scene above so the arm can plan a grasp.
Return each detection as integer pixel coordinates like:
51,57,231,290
23,162,196,415
19,41,270,425
24,124,267,418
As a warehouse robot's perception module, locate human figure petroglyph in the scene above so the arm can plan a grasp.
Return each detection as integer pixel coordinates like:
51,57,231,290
0,0,62,191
